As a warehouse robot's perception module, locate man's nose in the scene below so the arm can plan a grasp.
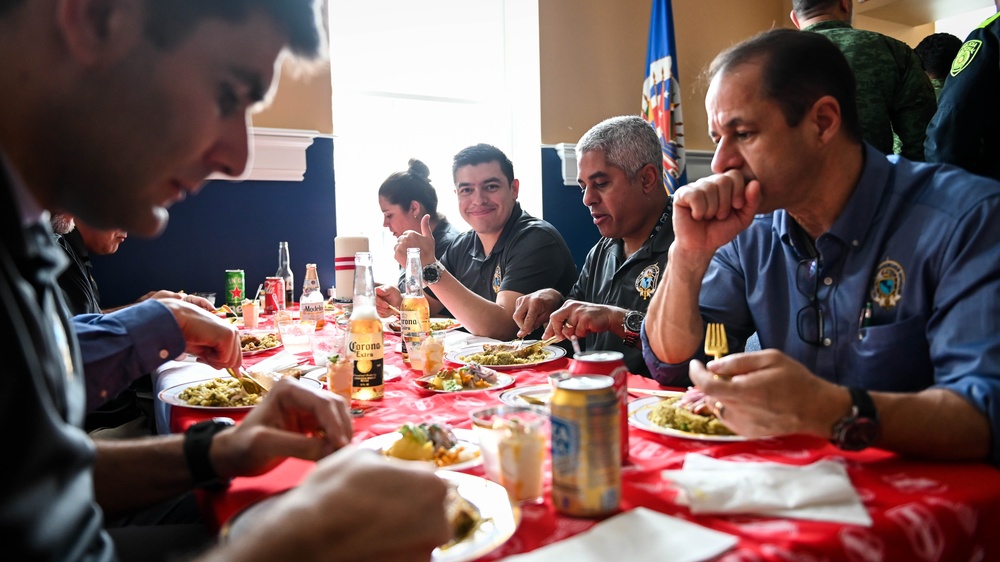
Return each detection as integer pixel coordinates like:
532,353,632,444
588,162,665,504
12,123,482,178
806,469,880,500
206,114,251,178
710,137,742,175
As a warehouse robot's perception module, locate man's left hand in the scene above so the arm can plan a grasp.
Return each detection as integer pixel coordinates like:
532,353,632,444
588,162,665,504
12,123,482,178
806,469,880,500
544,301,625,341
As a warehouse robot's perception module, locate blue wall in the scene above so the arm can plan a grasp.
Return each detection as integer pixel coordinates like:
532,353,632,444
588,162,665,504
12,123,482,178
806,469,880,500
541,147,600,269
92,137,337,308
92,142,597,308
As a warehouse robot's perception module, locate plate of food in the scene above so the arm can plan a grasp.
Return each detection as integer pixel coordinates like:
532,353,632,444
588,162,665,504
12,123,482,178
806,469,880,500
160,374,321,411
387,318,464,333
240,331,282,356
628,390,746,442
361,423,482,471
303,362,403,384
497,384,552,407
413,364,514,393
220,470,519,562
446,340,566,369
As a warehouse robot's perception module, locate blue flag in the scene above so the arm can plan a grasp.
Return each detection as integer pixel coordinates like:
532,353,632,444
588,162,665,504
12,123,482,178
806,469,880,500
641,0,685,194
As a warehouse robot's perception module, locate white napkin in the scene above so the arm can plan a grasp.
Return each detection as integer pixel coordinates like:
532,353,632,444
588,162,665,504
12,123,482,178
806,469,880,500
663,453,872,526
500,507,737,562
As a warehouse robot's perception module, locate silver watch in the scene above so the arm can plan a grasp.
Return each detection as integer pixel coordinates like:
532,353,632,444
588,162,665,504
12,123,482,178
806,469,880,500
422,260,445,286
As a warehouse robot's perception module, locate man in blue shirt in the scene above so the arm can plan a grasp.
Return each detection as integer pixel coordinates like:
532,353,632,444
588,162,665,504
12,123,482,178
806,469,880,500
643,29,1000,464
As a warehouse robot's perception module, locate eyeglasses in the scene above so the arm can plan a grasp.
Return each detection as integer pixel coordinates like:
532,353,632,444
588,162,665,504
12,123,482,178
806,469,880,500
795,257,825,346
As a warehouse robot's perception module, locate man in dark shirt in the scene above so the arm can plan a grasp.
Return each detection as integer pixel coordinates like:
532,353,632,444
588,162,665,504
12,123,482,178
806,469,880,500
513,116,673,376
379,144,577,340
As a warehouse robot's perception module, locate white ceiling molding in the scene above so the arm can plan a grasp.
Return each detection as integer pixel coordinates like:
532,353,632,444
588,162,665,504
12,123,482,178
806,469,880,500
210,127,320,182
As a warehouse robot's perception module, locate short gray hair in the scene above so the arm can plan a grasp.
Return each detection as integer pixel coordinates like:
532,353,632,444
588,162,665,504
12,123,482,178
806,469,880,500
576,115,662,181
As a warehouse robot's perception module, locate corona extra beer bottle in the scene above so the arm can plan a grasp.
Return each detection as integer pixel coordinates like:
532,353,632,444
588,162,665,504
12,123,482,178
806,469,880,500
400,248,431,367
348,252,384,400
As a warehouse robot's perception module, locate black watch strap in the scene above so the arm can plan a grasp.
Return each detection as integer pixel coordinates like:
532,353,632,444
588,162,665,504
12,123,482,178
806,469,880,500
831,387,880,451
184,417,235,490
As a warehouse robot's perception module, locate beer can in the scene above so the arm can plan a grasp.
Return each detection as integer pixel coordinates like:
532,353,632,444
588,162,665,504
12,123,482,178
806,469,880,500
224,270,245,314
568,351,629,463
264,277,285,313
550,375,621,517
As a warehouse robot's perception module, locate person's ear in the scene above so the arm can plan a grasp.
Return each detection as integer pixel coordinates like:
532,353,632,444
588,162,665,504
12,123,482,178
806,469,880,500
638,163,661,195
408,200,421,217
510,178,520,200
810,95,842,146
55,0,140,65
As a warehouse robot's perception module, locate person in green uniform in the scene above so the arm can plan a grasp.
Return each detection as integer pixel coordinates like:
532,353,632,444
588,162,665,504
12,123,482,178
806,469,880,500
914,32,963,99
791,0,937,161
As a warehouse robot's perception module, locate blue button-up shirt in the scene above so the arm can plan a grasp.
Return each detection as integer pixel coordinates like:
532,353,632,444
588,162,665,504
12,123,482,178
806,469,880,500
643,145,1000,464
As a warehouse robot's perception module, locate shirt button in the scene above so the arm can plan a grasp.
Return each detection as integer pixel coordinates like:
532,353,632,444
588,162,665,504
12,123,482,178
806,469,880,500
852,240,860,247
823,338,832,347
159,349,170,359
823,277,833,286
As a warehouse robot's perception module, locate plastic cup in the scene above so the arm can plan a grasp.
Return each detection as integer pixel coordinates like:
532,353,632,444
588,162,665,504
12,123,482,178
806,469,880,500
409,331,445,375
310,326,345,367
277,319,317,354
242,300,259,329
326,357,353,403
470,405,549,504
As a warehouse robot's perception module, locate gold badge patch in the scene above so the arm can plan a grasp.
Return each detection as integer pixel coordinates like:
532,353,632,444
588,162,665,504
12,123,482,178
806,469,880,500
951,40,982,77
870,259,905,309
635,264,661,300
492,264,502,294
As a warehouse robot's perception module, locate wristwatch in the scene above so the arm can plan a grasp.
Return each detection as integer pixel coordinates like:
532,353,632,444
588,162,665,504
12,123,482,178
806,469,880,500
830,387,880,451
622,310,645,348
422,260,445,286
184,416,235,490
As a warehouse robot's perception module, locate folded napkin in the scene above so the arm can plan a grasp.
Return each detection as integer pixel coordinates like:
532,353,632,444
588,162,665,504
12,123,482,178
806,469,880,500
501,507,737,562
663,453,872,526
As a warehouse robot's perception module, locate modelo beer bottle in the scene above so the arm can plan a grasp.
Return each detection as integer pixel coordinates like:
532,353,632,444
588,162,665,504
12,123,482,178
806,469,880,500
348,252,384,400
300,263,325,328
400,248,430,367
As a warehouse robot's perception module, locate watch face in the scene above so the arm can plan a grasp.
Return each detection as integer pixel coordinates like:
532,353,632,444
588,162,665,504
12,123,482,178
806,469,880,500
840,418,880,451
422,265,440,284
624,312,643,332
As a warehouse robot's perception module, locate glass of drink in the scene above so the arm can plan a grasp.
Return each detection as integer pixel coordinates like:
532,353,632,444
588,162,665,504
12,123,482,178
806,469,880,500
409,331,445,375
242,300,259,329
470,405,549,504
310,325,345,367
277,319,317,354
326,355,353,403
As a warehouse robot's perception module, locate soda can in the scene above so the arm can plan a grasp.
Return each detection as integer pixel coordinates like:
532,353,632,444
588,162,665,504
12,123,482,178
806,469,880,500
550,375,621,517
264,277,285,313
568,350,629,463
224,269,245,314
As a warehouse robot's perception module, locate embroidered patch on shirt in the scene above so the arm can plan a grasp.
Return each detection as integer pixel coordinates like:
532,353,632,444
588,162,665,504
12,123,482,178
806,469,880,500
871,259,905,309
492,264,502,294
951,40,982,77
635,264,661,300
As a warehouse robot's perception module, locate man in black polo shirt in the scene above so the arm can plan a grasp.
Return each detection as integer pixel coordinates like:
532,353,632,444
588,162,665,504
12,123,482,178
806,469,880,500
513,116,673,376
380,143,577,340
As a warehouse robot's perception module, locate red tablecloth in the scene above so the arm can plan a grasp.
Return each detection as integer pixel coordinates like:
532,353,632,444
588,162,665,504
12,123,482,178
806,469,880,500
172,330,1000,560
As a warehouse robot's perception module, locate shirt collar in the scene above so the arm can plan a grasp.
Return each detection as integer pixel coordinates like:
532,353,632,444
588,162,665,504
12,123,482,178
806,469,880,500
0,149,47,229
803,20,852,32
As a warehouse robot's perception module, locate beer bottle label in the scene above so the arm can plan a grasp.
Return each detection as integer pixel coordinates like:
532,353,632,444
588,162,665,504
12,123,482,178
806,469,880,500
349,335,384,388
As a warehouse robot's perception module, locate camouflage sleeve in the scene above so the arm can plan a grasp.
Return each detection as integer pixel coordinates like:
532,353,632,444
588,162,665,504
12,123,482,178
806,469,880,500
925,21,1000,169
889,45,937,161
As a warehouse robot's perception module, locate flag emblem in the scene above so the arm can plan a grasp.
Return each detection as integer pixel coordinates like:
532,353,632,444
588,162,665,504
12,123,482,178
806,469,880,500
642,0,685,194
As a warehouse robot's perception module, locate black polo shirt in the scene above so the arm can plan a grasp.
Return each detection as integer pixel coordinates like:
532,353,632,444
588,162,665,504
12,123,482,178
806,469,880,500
442,203,577,305
568,206,673,376
56,228,102,315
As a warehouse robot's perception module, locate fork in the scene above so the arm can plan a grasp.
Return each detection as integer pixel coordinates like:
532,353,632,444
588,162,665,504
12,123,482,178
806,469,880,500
704,322,729,361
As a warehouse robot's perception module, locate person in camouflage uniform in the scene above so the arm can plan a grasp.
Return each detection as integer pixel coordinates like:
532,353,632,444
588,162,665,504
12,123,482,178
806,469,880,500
914,32,964,99
925,3,1000,182
791,0,937,161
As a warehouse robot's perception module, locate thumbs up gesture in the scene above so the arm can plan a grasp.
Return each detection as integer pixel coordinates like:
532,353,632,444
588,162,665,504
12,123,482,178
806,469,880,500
393,214,437,267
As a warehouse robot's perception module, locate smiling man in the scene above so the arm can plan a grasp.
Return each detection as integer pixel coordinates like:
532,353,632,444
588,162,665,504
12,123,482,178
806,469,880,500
380,143,577,340
642,29,1000,465
512,116,673,376
0,1,450,560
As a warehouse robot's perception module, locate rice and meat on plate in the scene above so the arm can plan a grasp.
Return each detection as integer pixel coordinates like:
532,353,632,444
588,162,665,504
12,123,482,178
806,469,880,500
648,387,735,436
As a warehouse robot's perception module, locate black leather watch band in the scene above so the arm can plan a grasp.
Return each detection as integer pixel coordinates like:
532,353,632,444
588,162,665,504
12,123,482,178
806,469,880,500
184,417,235,490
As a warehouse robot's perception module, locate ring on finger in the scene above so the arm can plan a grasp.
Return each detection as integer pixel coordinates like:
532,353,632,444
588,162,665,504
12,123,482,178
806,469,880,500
714,401,726,419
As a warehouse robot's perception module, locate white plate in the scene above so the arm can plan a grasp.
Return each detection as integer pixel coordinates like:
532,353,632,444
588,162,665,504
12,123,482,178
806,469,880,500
497,384,552,407
628,395,747,442
387,318,464,334
446,343,566,370
240,331,283,356
360,428,483,471
412,372,515,394
241,342,283,357
159,376,321,411
434,471,520,562
220,471,519,562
